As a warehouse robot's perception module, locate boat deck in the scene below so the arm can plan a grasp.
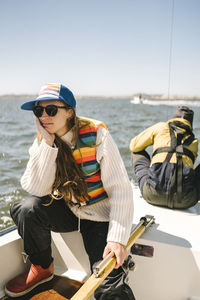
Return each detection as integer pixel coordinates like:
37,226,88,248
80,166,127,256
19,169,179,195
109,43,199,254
129,185,200,300
0,275,82,300
132,184,200,252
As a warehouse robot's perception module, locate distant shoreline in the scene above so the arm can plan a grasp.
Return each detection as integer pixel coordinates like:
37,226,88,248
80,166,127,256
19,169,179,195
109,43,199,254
0,94,200,100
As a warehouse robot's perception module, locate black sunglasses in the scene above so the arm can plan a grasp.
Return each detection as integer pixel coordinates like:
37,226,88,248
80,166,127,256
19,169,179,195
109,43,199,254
33,105,68,118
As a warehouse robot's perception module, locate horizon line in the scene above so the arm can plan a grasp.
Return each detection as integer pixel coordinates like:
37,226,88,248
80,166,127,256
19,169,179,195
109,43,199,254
0,93,200,99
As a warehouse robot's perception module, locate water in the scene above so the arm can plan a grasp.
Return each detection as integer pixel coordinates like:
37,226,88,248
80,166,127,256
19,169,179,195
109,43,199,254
1,96,200,230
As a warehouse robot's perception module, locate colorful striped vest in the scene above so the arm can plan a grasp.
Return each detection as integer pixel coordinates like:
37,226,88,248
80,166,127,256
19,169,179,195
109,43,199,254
72,117,108,206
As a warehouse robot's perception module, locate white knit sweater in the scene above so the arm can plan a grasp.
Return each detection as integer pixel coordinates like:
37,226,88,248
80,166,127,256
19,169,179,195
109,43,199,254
21,125,134,246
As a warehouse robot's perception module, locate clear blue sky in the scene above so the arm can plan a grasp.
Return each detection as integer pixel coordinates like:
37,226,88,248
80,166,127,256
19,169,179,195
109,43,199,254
0,0,200,96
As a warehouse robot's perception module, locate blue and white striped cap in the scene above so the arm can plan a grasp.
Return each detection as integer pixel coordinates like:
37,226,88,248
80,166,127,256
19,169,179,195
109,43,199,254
21,83,76,110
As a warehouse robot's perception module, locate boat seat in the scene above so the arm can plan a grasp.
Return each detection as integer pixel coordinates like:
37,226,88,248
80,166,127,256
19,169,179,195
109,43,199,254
51,231,91,282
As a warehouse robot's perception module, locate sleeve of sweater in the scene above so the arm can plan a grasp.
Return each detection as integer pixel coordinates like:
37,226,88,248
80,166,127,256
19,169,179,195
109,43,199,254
96,126,134,246
20,138,58,196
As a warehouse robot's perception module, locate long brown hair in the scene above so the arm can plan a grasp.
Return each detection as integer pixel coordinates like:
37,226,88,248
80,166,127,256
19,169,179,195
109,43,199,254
36,103,93,206
51,114,91,205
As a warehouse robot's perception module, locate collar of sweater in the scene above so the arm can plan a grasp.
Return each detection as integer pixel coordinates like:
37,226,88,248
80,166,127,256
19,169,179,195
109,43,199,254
61,128,75,149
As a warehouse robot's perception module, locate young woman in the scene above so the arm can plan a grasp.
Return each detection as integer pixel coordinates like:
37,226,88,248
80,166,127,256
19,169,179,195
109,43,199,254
5,83,134,299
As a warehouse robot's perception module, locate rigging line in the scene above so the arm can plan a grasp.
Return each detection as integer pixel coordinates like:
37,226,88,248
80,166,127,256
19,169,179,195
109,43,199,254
167,0,175,101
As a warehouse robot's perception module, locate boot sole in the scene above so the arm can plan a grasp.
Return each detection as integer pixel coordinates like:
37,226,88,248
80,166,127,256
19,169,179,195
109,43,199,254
5,274,54,298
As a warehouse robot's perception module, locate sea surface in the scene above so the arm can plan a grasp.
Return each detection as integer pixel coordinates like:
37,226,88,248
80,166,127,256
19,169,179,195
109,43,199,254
1,97,200,230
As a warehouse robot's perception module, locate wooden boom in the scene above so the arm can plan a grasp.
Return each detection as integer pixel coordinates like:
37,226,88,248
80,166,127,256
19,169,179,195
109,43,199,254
71,215,155,300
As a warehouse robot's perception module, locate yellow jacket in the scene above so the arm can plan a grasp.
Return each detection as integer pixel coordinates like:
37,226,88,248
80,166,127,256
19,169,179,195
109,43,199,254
130,118,198,168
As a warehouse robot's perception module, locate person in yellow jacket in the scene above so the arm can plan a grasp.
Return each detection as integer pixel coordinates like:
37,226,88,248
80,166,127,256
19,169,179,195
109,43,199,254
130,106,199,209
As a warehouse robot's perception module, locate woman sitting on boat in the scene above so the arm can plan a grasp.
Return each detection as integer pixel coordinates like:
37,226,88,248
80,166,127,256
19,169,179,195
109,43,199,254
130,106,199,209
5,83,135,299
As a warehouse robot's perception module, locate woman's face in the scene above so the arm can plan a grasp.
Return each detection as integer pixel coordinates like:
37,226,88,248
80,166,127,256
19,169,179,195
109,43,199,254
37,100,73,136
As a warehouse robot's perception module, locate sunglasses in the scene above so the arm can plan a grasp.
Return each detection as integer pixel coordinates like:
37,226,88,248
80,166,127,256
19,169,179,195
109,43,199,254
33,105,68,118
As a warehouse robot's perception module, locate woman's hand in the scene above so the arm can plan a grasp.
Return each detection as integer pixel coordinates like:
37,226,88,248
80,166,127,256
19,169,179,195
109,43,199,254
103,241,127,269
35,118,55,146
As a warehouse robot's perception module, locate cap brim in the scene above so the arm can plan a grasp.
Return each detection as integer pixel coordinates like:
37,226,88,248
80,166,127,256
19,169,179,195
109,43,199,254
21,100,37,110
21,97,64,110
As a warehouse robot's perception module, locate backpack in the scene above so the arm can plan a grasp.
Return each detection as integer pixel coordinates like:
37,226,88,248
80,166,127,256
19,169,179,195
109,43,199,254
151,121,197,208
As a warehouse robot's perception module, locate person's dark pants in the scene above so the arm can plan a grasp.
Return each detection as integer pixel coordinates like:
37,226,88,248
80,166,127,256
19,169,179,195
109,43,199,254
10,195,135,300
132,151,198,209
131,151,150,192
195,163,200,201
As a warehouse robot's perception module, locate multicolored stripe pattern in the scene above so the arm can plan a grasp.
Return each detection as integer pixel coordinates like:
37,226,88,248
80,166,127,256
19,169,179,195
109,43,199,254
36,83,61,100
73,118,108,206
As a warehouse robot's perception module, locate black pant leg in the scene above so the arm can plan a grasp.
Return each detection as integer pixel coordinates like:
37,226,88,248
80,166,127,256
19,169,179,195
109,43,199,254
131,152,150,192
80,220,109,270
195,163,200,201
10,195,78,268
80,220,135,300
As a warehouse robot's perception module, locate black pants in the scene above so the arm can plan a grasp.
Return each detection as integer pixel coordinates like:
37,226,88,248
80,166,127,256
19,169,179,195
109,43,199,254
195,163,200,201
10,195,135,300
131,151,150,193
132,151,198,209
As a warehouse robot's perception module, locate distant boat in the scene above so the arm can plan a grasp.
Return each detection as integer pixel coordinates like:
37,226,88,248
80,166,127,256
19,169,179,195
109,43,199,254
130,98,200,107
131,95,143,104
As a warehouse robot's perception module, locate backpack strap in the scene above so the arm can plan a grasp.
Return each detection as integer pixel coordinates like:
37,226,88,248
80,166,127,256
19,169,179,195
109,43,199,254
152,122,195,163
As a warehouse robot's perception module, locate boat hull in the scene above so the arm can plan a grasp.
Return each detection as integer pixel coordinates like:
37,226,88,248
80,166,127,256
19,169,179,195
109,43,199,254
0,187,200,299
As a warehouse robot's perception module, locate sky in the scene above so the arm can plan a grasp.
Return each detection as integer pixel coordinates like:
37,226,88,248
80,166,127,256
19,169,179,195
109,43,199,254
0,0,200,97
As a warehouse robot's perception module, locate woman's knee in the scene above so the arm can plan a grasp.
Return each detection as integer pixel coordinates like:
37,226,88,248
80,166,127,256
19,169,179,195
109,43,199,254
10,195,43,224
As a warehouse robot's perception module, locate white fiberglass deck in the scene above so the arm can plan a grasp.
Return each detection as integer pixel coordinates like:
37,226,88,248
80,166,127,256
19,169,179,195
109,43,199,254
130,185,200,300
132,184,200,253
